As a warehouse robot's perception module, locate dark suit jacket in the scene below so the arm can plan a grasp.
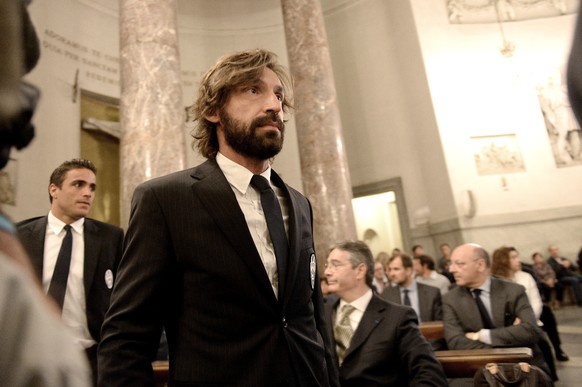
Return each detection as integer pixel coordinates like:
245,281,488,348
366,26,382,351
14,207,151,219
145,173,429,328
380,282,442,322
16,216,123,343
325,294,448,387
442,276,547,371
547,256,578,279
98,159,338,387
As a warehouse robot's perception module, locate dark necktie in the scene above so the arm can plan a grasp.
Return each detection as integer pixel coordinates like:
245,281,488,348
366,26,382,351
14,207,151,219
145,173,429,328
47,225,73,312
472,288,495,329
334,304,356,365
402,288,411,306
250,175,288,293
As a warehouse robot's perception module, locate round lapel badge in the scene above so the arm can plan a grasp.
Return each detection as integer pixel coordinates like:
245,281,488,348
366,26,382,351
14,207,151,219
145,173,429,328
105,269,114,289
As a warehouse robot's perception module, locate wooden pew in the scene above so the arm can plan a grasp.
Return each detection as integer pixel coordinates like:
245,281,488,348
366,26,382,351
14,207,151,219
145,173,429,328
152,323,534,382
419,321,445,340
419,321,533,378
434,347,532,378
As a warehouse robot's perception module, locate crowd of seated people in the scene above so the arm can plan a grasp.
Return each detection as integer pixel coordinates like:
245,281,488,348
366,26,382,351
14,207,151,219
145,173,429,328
320,240,582,385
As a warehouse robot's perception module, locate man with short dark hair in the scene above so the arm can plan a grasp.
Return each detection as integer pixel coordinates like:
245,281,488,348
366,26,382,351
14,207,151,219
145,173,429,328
98,49,337,387
414,254,451,296
18,159,123,385
547,244,582,306
325,241,447,386
412,244,425,258
382,254,443,322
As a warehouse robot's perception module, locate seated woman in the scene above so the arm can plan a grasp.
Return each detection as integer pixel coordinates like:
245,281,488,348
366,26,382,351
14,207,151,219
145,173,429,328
491,246,567,382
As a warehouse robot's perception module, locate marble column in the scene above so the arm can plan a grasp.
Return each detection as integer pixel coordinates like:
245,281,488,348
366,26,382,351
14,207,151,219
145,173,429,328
281,0,357,270
119,0,186,227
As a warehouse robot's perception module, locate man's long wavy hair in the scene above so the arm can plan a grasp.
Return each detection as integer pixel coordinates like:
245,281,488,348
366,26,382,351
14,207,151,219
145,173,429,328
190,49,294,159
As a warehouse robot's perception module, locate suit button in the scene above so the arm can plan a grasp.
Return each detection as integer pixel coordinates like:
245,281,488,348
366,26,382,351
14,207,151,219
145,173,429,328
282,317,288,328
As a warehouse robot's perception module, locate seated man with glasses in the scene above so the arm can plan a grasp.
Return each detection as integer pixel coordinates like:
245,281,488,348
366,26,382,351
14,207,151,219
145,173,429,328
324,240,447,386
442,243,552,383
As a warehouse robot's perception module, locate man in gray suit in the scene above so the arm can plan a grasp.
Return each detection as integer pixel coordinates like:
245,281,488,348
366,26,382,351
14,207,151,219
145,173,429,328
381,253,443,322
98,49,338,387
443,243,551,381
17,159,123,385
324,241,447,386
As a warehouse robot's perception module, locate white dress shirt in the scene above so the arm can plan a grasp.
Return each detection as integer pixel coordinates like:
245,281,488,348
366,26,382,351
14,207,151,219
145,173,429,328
216,152,289,298
44,211,94,348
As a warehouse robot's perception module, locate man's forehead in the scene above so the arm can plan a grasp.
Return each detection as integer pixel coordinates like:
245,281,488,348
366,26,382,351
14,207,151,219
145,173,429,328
327,248,347,260
451,246,473,260
64,168,96,180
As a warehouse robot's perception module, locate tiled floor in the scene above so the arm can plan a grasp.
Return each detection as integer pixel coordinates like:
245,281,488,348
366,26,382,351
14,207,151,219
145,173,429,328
553,305,582,387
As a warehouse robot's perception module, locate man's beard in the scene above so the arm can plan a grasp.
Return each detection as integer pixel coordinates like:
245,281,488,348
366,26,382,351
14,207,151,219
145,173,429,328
220,110,285,160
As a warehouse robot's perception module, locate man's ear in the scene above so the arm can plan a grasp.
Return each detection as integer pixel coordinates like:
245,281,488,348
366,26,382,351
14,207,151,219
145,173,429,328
356,263,367,280
204,109,220,124
49,184,58,200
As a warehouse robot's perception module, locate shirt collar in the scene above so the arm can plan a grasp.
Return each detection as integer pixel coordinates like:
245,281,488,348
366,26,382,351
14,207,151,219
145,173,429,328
339,288,373,314
401,279,418,293
472,276,492,294
216,152,272,195
48,211,85,235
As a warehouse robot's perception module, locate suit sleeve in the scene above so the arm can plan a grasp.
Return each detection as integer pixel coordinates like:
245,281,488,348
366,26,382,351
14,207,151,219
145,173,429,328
398,307,448,386
489,287,542,347
443,294,490,350
98,183,172,387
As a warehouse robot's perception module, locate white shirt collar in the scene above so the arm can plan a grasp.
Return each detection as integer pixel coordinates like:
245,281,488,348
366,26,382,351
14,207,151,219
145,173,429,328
339,288,373,314
401,278,418,292
216,152,272,195
47,211,85,235
475,276,492,294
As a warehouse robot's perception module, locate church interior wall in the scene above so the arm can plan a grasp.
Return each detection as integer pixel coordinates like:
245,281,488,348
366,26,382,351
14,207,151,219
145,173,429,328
4,0,581,260
409,0,582,259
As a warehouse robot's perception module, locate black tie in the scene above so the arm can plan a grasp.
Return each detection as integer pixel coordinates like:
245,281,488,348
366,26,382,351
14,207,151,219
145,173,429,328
472,288,495,329
250,175,288,293
48,225,73,312
402,288,411,306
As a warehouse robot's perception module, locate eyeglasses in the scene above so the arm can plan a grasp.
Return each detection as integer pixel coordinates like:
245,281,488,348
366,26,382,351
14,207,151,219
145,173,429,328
450,258,482,268
324,260,350,271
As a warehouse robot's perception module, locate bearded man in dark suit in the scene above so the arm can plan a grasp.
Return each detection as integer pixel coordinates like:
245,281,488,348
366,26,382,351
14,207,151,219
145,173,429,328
98,49,338,387
324,241,447,387
17,159,123,385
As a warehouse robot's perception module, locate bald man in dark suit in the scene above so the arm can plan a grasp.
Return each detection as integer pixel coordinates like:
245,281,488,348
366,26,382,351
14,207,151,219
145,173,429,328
443,243,552,382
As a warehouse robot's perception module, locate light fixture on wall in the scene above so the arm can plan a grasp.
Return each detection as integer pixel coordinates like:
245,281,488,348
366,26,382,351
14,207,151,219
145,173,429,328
494,1,515,57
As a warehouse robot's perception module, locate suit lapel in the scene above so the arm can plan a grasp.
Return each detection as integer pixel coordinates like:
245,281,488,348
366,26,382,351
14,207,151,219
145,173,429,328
462,287,485,329
343,296,385,360
490,278,507,327
270,170,298,305
83,220,100,299
418,284,429,321
191,160,276,303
